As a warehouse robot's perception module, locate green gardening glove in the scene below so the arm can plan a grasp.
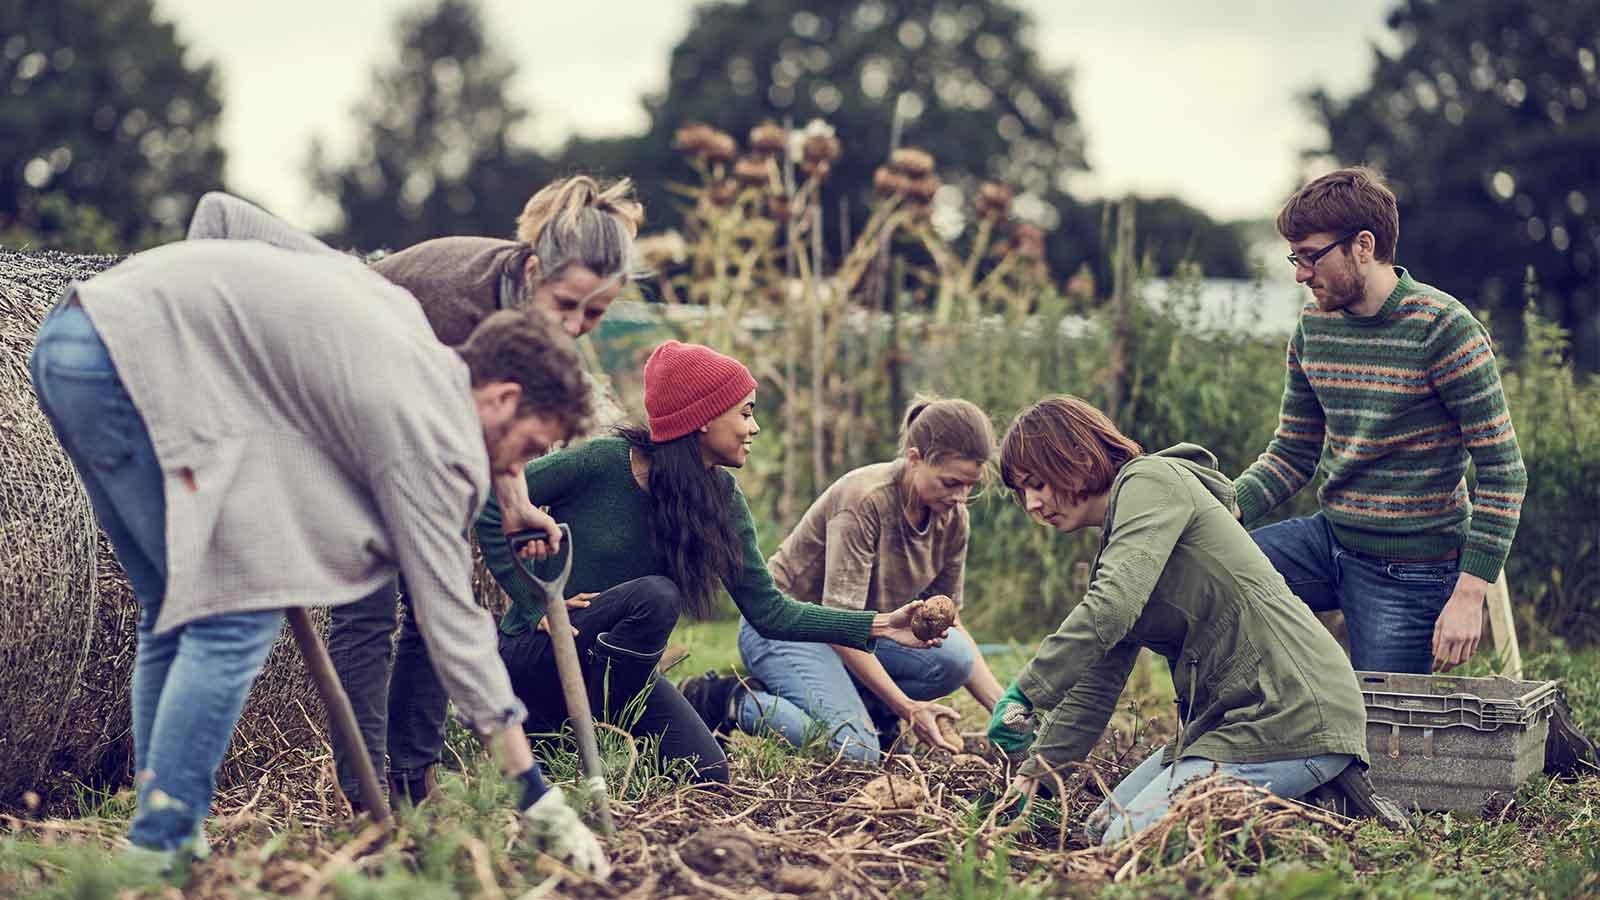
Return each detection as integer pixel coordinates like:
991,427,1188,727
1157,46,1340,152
987,680,1038,755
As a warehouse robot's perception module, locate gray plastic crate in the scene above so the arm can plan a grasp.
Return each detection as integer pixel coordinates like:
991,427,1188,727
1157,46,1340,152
1357,671,1558,811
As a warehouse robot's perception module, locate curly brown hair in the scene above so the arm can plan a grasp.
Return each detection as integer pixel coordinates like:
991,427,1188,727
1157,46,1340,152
455,308,592,437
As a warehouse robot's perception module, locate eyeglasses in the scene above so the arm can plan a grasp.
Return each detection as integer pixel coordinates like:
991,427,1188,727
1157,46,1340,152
1286,230,1362,270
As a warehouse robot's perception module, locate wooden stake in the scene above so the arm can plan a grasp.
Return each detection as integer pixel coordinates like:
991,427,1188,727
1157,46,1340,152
1485,570,1523,679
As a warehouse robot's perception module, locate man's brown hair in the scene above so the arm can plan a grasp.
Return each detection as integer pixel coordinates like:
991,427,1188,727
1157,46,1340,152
456,308,593,436
1277,166,1400,263
1000,395,1142,505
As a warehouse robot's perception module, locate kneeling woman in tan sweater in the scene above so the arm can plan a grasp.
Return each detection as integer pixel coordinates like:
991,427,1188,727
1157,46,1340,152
682,397,1008,762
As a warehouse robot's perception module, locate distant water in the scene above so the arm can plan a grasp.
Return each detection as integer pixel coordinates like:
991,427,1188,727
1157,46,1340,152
1143,277,1305,339
593,277,1310,351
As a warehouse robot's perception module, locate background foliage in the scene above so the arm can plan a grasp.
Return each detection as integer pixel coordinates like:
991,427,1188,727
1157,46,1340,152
1307,0,1600,370
0,0,225,251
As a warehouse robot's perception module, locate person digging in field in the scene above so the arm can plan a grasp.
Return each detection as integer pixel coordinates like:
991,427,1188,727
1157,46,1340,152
680,396,1007,763
185,183,641,809
986,396,1371,845
1235,167,1527,675
27,230,609,875
476,341,952,784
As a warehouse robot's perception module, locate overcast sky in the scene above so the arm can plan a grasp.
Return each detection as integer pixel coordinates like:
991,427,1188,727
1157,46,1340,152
153,0,1399,232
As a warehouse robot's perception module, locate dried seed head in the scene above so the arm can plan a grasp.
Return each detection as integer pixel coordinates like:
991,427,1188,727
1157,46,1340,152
748,122,787,156
803,133,842,165
872,166,908,197
801,159,833,182
1011,222,1046,258
906,173,941,203
733,155,771,187
766,192,793,220
674,123,717,157
976,181,1013,221
706,180,739,207
703,130,738,164
889,147,936,178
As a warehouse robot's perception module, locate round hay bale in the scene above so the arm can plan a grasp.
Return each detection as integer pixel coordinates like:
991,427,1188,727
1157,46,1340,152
0,249,331,811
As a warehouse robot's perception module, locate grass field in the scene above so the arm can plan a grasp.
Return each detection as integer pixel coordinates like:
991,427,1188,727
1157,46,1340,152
1,624,1595,899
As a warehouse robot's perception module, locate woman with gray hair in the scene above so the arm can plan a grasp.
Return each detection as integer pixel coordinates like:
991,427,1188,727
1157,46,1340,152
186,178,643,811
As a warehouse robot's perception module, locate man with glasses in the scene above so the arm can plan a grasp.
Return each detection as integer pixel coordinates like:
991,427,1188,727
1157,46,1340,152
1232,167,1526,675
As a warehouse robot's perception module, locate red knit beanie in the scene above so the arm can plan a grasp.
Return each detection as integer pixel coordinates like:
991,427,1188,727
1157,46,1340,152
643,341,758,442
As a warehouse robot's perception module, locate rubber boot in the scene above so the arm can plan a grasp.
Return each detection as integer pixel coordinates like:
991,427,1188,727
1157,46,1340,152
586,632,665,721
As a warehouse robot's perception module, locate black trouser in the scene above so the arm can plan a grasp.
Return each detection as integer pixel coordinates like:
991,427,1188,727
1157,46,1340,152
499,576,729,784
328,574,727,797
327,577,451,799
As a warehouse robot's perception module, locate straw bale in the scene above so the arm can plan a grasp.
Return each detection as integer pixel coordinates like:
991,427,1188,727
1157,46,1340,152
0,249,331,810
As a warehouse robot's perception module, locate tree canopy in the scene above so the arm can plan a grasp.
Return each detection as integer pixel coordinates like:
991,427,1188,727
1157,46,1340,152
571,0,1246,281
1308,0,1599,368
0,0,225,250
307,0,553,251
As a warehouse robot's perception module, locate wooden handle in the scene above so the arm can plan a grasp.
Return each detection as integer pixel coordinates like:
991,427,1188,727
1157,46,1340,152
287,607,390,823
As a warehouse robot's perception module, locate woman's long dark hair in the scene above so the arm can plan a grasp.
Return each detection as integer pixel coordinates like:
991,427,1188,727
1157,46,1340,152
617,424,742,619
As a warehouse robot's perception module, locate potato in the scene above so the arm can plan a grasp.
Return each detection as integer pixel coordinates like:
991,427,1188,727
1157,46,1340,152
936,716,965,753
910,594,958,640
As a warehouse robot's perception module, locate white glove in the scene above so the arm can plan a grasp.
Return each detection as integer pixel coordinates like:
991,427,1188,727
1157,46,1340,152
521,786,611,879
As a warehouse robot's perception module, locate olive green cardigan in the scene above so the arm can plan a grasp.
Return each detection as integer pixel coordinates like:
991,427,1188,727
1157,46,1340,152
1016,444,1369,779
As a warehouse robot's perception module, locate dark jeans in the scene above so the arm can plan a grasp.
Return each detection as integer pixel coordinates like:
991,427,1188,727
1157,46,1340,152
328,573,725,796
500,576,729,784
327,577,450,797
1250,513,1459,673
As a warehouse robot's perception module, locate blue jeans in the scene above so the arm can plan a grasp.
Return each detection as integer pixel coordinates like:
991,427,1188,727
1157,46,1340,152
30,299,284,852
734,616,977,763
1250,514,1458,673
1089,749,1355,846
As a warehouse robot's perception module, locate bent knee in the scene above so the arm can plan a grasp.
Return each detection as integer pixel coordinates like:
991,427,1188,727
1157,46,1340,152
926,631,977,691
621,575,684,636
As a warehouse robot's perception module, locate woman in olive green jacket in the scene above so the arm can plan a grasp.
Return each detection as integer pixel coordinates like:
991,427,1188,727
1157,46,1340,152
987,396,1368,845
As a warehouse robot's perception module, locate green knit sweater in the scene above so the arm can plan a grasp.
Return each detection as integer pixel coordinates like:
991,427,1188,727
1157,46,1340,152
1234,268,1527,581
476,437,877,648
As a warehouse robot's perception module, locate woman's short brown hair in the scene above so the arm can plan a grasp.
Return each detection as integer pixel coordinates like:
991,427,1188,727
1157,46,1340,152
1000,395,1142,505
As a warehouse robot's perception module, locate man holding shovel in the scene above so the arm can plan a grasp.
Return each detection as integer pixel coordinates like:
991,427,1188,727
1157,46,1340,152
27,226,609,875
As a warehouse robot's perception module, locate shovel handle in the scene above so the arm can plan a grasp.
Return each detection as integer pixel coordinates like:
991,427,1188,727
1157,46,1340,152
287,607,390,823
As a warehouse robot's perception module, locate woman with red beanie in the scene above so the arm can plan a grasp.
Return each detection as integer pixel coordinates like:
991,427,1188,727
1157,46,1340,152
476,341,947,783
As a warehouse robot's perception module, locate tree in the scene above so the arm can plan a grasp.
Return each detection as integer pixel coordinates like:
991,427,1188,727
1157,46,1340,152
570,0,1246,282
308,0,552,250
602,1,1083,268
0,0,226,250
1307,0,1600,369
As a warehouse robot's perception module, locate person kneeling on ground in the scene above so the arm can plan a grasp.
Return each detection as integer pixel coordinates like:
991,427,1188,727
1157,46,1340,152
28,235,608,875
476,341,948,783
682,396,1007,762
986,396,1369,845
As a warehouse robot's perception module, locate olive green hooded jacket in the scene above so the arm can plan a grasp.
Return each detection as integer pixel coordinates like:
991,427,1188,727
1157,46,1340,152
1016,444,1368,780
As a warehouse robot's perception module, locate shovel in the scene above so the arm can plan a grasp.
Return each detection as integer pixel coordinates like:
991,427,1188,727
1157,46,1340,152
286,606,390,823
506,523,616,836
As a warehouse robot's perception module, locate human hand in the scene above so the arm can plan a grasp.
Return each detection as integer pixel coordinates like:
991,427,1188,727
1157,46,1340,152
902,701,962,753
1432,572,1489,672
520,785,611,878
534,593,595,636
987,681,1037,755
506,504,562,560
873,599,948,648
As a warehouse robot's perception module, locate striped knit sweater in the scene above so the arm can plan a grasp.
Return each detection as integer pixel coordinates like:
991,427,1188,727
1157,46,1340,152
1234,268,1527,582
